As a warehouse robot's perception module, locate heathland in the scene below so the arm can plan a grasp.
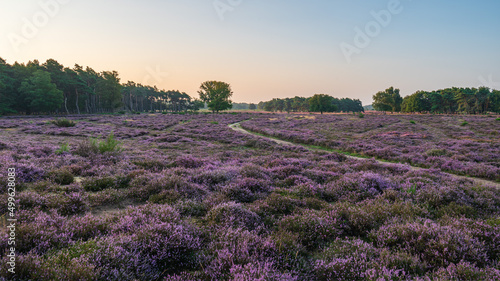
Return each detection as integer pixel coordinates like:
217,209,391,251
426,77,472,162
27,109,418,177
0,112,499,280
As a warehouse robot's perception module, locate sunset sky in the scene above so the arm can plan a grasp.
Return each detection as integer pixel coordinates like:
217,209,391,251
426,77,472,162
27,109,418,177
1,0,499,105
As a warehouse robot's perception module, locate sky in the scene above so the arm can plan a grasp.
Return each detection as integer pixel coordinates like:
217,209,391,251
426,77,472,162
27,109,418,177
1,0,499,105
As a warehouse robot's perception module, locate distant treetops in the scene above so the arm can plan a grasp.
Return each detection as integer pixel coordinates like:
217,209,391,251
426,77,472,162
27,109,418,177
258,95,364,114
373,86,500,114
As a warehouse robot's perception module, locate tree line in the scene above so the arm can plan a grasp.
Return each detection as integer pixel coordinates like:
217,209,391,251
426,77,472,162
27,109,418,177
373,86,500,114
257,95,364,114
0,58,203,115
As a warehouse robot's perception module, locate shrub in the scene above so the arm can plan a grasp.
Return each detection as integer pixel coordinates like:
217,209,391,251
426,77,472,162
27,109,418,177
370,220,488,268
51,118,76,127
95,131,121,154
74,139,99,157
0,251,97,281
76,132,121,156
175,200,208,217
201,227,276,279
431,261,500,280
47,169,74,185
461,121,469,126
279,210,343,250
12,164,45,183
410,120,416,124
83,177,115,192
229,262,298,281
205,202,261,230
148,189,181,204
129,173,206,202
333,199,428,237
313,238,381,280
426,148,448,156
358,112,365,118
58,192,89,216
89,223,201,279
55,142,70,155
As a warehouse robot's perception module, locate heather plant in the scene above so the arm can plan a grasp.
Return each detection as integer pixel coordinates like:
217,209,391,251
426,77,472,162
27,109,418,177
332,198,428,237
370,220,488,268
148,189,181,204
83,177,116,192
58,192,89,216
278,209,343,250
51,118,76,127
1,113,499,280
430,261,500,280
205,202,262,230
174,199,208,217
47,168,74,185
201,227,277,280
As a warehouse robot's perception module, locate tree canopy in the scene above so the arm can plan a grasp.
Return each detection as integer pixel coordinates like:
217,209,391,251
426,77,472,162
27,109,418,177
258,96,363,113
19,70,63,113
373,87,403,112
309,94,337,114
400,87,500,114
198,81,233,113
0,57,203,115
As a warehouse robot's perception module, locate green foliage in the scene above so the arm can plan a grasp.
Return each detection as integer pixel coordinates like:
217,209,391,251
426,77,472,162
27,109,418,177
406,184,417,195
52,118,76,127
96,71,123,111
410,120,416,124
75,132,120,156
426,149,448,157
309,94,337,114
198,80,233,113
358,112,365,118
461,121,469,126
19,70,64,113
92,132,121,154
373,87,402,112
83,177,116,192
47,169,74,185
149,190,181,204
401,87,499,114
55,143,70,155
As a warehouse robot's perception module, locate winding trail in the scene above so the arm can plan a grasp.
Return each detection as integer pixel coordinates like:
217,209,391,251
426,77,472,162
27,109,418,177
229,122,500,189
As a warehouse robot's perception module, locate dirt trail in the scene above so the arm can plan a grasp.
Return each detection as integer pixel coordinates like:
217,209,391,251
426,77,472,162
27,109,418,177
229,122,500,189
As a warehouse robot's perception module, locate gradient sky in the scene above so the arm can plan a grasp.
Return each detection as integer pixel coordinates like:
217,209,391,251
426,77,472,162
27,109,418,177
1,0,499,105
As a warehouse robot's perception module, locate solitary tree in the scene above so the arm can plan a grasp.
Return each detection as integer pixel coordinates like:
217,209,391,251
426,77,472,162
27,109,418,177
198,81,233,113
309,94,337,114
249,103,257,110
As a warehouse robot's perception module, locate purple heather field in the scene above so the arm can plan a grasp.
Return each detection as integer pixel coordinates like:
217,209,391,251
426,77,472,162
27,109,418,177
0,112,499,280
